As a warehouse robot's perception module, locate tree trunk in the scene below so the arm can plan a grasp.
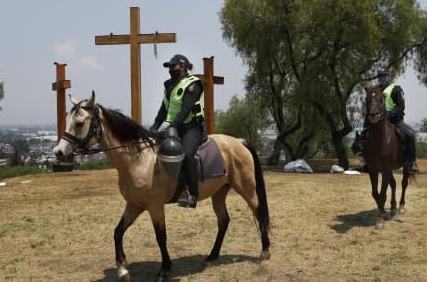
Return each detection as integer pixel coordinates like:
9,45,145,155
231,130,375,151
331,132,349,169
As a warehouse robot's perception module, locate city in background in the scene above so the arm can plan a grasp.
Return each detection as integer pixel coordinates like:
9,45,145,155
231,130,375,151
1,122,427,170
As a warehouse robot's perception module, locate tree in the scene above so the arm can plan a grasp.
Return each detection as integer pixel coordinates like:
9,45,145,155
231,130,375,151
221,0,427,169
420,118,427,132
10,139,30,166
0,82,4,111
215,95,270,149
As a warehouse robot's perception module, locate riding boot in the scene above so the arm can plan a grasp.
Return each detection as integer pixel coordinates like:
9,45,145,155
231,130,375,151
406,133,419,174
178,157,198,208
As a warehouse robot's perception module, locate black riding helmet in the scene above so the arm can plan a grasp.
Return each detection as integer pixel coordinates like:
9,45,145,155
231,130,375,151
377,67,390,76
163,54,192,69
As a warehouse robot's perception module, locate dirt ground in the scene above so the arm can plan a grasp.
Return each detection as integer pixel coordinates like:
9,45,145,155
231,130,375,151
0,160,426,282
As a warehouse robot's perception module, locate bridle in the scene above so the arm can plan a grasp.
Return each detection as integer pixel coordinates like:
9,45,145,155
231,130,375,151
367,89,386,123
60,104,153,155
61,105,102,155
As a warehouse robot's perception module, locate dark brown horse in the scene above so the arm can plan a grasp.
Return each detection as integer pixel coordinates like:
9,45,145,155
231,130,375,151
363,86,414,229
53,92,270,282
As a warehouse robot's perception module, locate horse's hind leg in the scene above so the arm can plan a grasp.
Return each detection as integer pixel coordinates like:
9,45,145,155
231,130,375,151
206,185,231,265
389,174,398,217
114,203,144,282
399,168,410,214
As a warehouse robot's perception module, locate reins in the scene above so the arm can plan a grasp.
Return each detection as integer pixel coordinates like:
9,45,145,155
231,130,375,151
62,103,156,156
76,140,154,155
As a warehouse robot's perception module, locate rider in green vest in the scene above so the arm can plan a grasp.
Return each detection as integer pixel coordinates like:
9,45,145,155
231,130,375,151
150,54,205,208
355,67,419,173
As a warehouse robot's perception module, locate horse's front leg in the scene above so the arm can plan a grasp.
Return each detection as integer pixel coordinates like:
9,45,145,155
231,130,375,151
369,172,380,207
388,174,398,217
114,203,144,282
399,167,410,214
375,171,391,229
149,206,172,282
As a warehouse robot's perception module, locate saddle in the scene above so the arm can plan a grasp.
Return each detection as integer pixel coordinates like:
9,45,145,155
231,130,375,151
169,137,226,203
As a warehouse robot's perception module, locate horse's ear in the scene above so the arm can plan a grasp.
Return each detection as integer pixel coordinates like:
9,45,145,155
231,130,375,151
69,94,79,106
86,91,95,107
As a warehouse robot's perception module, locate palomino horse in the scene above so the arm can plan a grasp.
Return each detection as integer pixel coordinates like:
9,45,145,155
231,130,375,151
53,92,270,281
362,86,414,229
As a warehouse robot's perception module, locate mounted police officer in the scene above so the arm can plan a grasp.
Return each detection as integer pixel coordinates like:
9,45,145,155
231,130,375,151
150,54,205,208
357,67,419,173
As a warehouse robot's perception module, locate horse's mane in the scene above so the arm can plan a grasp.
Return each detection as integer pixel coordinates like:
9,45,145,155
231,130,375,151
98,104,156,149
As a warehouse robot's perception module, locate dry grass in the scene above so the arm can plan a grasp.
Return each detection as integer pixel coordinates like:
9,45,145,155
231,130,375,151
1,160,426,282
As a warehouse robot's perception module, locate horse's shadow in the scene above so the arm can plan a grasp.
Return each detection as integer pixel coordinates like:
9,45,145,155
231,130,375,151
329,209,378,233
91,254,258,282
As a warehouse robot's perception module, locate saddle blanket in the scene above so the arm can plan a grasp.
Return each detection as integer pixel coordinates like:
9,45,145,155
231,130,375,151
196,136,226,180
169,137,226,203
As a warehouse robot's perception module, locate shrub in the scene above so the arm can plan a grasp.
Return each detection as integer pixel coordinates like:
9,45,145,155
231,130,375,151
0,165,44,180
77,158,112,170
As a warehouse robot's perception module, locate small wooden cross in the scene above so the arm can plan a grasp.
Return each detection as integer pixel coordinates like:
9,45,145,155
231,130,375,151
95,7,176,124
52,62,71,142
196,57,224,134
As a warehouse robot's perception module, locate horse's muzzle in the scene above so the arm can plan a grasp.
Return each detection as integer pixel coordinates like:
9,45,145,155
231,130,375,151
369,113,383,123
53,147,75,163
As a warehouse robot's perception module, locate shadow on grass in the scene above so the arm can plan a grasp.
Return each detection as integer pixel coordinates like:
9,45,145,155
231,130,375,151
91,254,259,282
329,209,378,233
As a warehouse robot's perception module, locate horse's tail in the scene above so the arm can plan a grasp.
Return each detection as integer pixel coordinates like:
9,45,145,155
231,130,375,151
242,140,270,235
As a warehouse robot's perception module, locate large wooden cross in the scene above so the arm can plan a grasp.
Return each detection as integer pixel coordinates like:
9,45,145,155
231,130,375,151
196,57,224,134
52,62,71,142
95,7,176,124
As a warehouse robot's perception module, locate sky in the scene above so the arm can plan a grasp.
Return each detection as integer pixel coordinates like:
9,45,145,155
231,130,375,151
0,0,426,127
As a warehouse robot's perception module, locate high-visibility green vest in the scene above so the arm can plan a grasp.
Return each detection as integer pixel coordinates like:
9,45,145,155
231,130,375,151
383,83,396,111
164,76,204,124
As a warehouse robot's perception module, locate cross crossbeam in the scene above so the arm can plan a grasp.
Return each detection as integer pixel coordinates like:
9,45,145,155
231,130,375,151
196,57,224,134
95,7,176,124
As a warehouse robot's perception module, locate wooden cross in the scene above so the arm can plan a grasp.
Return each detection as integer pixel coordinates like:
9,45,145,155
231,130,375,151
95,7,176,124
196,57,224,134
52,62,71,142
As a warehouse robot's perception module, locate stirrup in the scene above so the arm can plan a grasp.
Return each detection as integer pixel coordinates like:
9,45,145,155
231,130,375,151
177,195,197,209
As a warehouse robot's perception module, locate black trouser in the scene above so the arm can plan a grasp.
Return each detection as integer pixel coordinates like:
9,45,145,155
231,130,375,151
179,125,204,198
396,121,417,163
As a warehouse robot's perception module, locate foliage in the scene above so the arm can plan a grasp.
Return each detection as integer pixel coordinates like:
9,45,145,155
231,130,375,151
220,0,427,168
215,95,271,149
0,81,3,111
416,141,427,159
0,165,44,180
8,138,31,166
76,157,112,170
420,118,427,132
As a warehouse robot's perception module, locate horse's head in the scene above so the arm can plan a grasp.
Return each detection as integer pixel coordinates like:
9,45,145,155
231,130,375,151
364,86,386,124
53,91,101,162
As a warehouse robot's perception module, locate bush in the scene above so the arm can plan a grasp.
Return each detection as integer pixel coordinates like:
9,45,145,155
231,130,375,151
416,141,427,159
77,158,112,170
0,165,44,180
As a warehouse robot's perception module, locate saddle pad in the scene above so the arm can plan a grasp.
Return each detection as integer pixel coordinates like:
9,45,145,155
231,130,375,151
197,137,226,180
168,137,226,204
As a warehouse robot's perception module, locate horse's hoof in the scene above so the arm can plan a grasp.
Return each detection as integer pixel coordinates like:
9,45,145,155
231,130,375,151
204,260,216,268
398,207,405,215
390,209,398,218
157,270,169,282
375,217,385,230
260,250,271,260
118,269,130,282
